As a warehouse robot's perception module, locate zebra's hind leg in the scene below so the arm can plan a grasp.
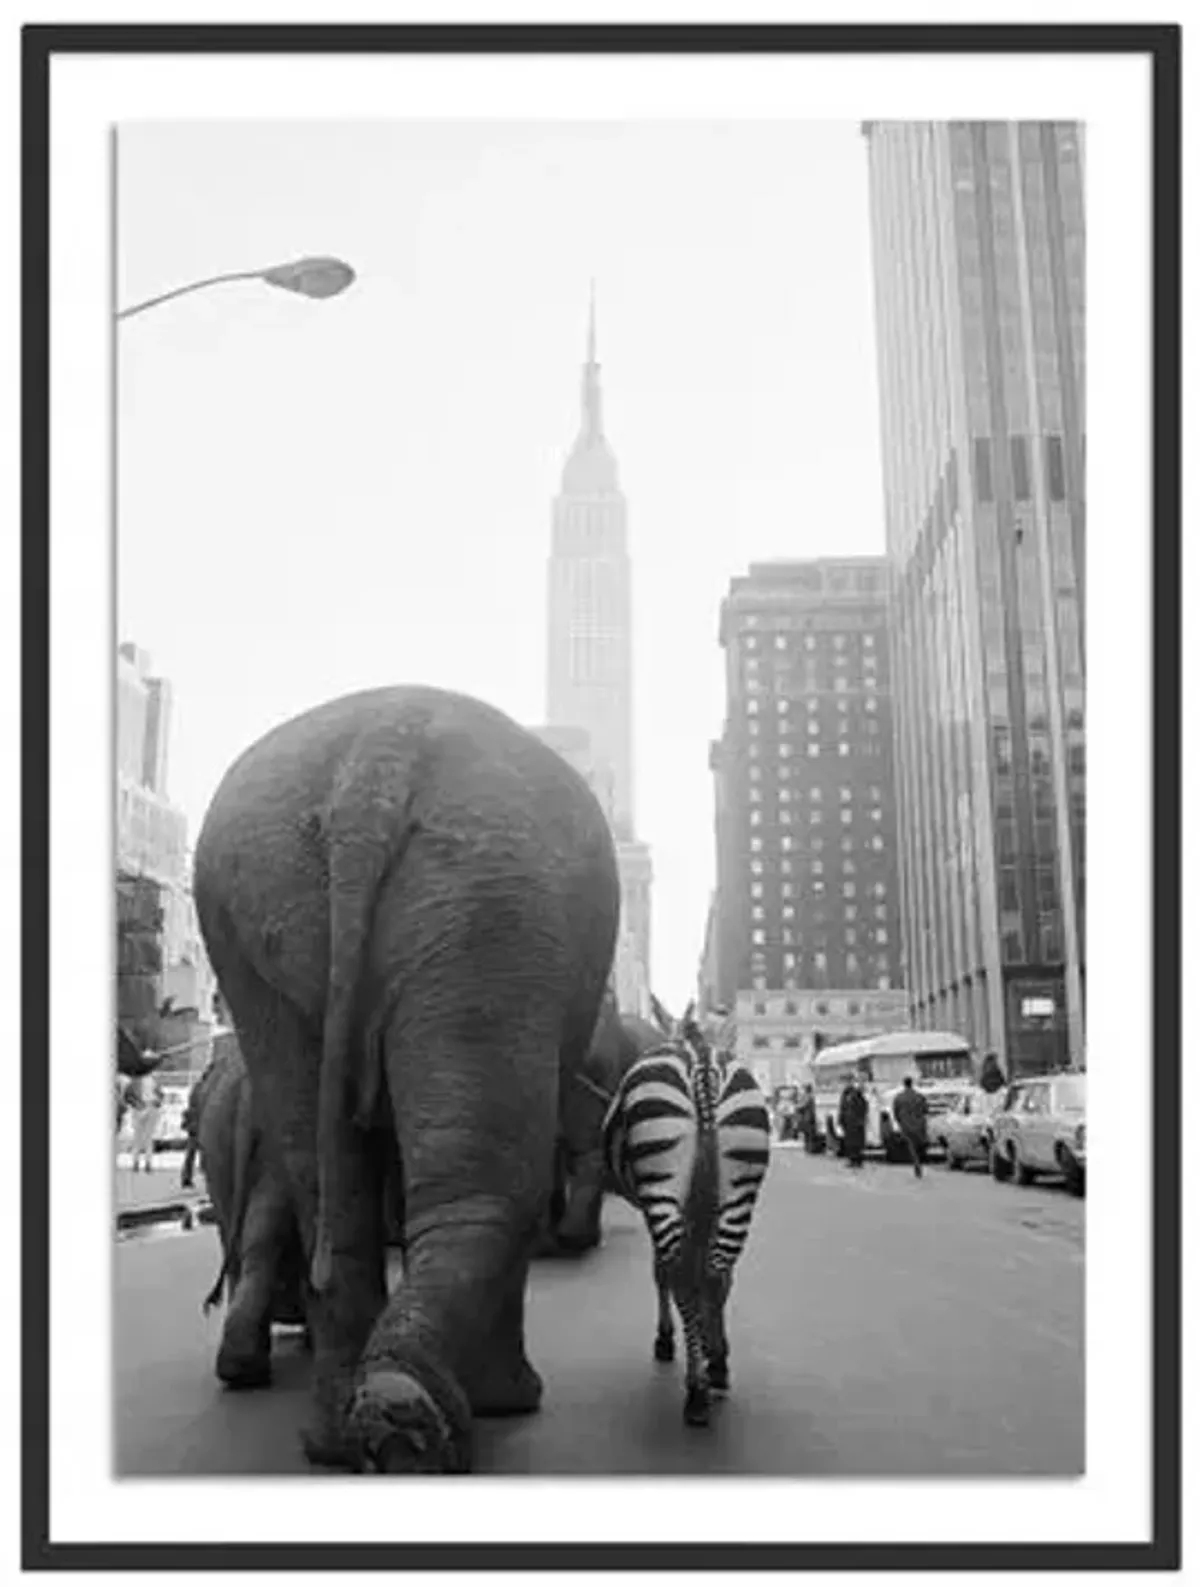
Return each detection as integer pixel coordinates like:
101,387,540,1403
675,1286,711,1427
703,1271,731,1395
652,1261,675,1362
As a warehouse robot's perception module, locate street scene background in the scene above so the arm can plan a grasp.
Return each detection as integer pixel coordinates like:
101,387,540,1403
114,117,1086,1480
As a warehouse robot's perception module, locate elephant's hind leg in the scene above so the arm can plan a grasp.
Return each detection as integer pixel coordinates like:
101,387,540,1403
346,988,561,1473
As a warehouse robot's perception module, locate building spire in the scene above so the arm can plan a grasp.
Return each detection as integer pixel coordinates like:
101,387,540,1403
581,280,602,439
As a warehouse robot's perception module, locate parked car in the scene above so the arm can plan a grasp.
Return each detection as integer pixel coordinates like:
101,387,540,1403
990,1073,1086,1195
937,1087,1007,1170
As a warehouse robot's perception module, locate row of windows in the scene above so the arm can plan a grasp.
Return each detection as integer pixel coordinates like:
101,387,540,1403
972,433,1070,506
743,632,879,653
747,781,885,800
746,683,880,704
751,915,890,944
748,969,895,992
748,804,886,824
752,875,891,898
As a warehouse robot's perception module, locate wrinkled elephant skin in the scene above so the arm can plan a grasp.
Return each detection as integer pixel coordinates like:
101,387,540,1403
538,1002,663,1258
193,687,619,1473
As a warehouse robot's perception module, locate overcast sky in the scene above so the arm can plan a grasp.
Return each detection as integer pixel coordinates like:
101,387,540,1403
117,119,886,1011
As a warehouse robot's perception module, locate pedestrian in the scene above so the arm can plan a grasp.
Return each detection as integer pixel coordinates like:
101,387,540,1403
127,1072,163,1173
891,1075,930,1178
797,1084,819,1153
838,1075,869,1169
978,1050,1006,1094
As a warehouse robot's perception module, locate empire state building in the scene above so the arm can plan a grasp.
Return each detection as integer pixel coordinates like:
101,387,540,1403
543,290,651,1011
546,291,635,839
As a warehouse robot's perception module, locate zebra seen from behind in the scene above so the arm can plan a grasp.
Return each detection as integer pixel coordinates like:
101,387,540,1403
601,998,771,1426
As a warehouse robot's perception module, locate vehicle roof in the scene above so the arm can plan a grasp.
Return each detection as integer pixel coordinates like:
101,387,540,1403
812,1030,970,1066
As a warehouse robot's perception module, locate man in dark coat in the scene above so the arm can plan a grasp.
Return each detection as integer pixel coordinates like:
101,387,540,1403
797,1084,819,1153
891,1075,930,1178
838,1077,869,1169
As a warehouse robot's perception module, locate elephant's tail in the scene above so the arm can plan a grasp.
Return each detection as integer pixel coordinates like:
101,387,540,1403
310,794,420,1295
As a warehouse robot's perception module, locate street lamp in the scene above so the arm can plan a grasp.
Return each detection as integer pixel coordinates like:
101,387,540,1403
116,254,356,320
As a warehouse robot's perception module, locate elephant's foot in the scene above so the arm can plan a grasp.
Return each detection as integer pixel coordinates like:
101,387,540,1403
466,1351,543,1418
707,1354,729,1394
683,1383,711,1428
215,1316,272,1390
653,1329,675,1363
346,1366,472,1474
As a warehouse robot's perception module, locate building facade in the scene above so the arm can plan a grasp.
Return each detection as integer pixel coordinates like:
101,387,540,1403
116,644,215,1070
863,121,1085,1076
708,558,906,1063
544,291,652,1012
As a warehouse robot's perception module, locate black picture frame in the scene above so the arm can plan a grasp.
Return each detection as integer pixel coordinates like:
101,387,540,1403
21,20,1181,1572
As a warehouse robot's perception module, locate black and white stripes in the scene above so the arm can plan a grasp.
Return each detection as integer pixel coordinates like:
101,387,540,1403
602,1014,771,1425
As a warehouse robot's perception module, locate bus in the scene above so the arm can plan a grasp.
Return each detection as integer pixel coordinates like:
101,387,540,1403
811,1031,975,1160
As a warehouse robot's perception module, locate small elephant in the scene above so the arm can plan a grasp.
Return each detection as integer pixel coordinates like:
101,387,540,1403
188,1037,311,1388
193,686,619,1474
538,993,665,1257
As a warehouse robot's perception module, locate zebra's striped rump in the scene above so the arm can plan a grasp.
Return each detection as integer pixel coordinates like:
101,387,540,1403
602,1028,771,1426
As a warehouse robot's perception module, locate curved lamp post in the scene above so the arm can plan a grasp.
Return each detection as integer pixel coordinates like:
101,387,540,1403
117,254,356,320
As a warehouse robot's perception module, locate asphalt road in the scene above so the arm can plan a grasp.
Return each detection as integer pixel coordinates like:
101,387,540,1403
114,1146,1084,1477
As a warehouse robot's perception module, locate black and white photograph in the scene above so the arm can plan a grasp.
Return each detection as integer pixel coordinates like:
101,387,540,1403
22,20,1181,1572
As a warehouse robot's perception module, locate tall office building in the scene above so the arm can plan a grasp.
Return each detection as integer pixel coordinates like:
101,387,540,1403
544,291,652,1013
546,288,635,841
709,559,908,1085
863,121,1085,1075
116,643,215,1064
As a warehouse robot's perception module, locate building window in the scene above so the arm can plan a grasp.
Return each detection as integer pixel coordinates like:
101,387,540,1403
1010,435,1032,501
751,883,763,899
847,953,859,974
871,808,882,822
777,699,789,714
811,862,824,876
866,697,877,712
840,810,852,825
782,905,795,920
814,953,828,972
834,677,848,693
846,928,858,945
747,700,759,715
753,976,767,991
780,810,792,825
752,929,765,944
810,811,823,825
838,744,850,757
840,786,852,802
813,881,825,897
844,883,857,898
781,882,794,897
877,975,892,990
876,929,889,944
751,860,763,875
751,838,763,853
841,837,852,852
780,744,791,758
845,904,857,919
749,789,762,804
751,906,764,921
812,838,824,853
752,1036,769,1049
874,905,886,920
843,860,856,875
808,745,820,758
775,635,787,651
748,721,759,737
745,635,758,650
974,437,994,503
781,836,793,852
750,811,761,826
873,883,886,898
871,836,884,850
781,858,793,873
808,721,819,736
863,635,874,649
1045,433,1067,501
805,636,816,651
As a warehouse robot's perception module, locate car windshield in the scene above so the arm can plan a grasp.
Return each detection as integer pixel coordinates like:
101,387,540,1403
1055,1076,1086,1110
915,1052,973,1081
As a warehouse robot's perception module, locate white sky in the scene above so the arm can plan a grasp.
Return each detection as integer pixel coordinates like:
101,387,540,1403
117,120,886,1011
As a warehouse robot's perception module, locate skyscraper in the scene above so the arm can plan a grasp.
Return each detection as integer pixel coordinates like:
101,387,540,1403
863,121,1085,1076
546,287,635,840
708,559,908,1084
544,290,651,1012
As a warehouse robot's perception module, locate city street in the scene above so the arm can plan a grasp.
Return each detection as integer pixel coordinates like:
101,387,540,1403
115,1146,1083,1477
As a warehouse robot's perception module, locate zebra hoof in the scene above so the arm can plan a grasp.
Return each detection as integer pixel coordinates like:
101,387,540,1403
683,1386,710,1427
653,1332,675,1363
